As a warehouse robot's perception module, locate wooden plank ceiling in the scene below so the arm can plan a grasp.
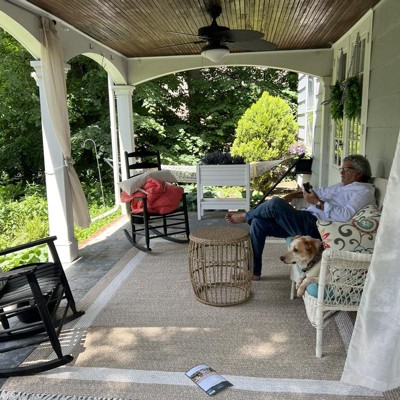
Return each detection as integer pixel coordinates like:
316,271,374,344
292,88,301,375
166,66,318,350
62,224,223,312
27,0,382,58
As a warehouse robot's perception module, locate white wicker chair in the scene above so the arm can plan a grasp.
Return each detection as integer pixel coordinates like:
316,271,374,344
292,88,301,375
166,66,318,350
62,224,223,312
303,249,372,357
287,177,387,357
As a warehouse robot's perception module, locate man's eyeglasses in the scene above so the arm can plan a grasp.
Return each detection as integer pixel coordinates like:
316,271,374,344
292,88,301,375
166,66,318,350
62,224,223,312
339,167,357,172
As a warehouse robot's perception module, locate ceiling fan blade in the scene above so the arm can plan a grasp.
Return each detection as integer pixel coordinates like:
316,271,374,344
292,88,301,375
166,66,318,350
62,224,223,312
155,40,205,50
229,39,278,51
168,31,203,39
220,29,264,42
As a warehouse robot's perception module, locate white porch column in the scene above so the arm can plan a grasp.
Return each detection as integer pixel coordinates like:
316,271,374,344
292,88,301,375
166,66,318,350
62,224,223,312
318,76,332,188
113,85,135,182
31,61,78,262
108,75,120,206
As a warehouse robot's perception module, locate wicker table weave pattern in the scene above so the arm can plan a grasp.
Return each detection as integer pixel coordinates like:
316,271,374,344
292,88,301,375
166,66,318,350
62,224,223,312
188,227,253,306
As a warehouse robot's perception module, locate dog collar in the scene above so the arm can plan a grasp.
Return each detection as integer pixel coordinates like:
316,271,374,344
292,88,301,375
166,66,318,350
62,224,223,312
302,243,324,272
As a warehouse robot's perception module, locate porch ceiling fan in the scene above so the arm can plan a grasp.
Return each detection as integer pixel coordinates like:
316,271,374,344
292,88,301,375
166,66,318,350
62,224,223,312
168,4,277,62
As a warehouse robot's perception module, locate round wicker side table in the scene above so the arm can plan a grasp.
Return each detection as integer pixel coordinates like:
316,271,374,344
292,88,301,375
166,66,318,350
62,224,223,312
188,226,253,307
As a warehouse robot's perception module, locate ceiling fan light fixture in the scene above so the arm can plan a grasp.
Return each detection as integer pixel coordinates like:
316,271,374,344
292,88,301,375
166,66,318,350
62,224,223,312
201,44,229,62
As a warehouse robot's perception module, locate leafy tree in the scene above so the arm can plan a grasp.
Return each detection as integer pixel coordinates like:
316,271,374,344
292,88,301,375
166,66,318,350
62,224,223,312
67,55,113,199
1,27,298,188
0,30,42,183
133,67,298,163
231,91,298,162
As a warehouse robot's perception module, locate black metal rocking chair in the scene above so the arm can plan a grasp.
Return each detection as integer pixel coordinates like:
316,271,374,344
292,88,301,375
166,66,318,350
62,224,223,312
0,236,84,377
123,149,190,252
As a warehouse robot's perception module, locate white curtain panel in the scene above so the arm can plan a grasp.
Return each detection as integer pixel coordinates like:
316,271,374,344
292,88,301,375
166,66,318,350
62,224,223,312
342,131,400,392
40,18,91,228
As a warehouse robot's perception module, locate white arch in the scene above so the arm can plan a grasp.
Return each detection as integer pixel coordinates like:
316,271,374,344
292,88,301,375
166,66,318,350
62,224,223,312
0,10,40,58
128,49,332,85
0,0,128,84
81,53,127,85
0,14,127,86
58,27,128,84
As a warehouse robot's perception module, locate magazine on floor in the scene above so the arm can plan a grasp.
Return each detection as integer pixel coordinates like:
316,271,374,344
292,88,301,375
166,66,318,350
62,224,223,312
185,364,233,396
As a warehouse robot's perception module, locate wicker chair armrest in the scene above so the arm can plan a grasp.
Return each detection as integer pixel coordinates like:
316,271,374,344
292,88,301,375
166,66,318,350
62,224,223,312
317,249,372,307
322,249,373,264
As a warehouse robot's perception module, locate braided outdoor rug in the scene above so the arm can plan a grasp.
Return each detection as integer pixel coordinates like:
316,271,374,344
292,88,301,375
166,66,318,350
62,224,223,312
1,237,383,400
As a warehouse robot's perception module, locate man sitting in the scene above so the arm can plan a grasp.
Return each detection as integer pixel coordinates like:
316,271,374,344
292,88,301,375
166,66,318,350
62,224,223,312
225,155,375,281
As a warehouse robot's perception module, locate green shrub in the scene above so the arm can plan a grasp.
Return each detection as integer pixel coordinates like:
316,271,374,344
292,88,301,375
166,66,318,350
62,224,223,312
231,91,297,162
75,208,121,242
0,194,49,247
0,181,123,271
182,184,198,212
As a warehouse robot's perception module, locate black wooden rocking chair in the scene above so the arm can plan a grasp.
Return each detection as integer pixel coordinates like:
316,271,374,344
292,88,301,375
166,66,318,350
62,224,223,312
123,149,190,252
0,236,84,377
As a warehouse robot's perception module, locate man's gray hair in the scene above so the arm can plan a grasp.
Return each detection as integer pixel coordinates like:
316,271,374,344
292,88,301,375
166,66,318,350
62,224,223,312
343,154,372,182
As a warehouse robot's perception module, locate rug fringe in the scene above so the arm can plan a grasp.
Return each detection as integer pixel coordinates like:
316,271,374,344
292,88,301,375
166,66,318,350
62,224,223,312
0,391,127,400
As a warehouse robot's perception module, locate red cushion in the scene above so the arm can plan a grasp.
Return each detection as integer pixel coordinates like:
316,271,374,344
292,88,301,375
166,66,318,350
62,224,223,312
125,177,183,214
150,183,183,214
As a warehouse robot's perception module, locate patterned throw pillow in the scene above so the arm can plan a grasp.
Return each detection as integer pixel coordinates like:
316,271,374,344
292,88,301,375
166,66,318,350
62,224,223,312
316,204,381,253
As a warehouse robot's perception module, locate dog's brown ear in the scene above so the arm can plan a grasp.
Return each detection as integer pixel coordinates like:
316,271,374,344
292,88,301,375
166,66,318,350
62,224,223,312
304,239,316,254
305,237,322,253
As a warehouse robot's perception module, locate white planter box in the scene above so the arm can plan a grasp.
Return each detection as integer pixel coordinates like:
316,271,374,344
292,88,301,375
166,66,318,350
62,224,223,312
196,164,251,220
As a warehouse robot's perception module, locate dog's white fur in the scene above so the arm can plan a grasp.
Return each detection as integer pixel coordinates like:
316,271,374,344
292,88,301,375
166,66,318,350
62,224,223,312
280,235,323,297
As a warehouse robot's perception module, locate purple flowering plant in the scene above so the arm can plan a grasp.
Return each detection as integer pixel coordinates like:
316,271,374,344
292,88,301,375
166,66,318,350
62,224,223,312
288,141,309,157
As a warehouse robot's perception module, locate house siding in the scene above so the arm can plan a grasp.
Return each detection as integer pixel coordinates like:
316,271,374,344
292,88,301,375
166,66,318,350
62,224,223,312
301,0,399,182
297,74,307,141
367,0,400,178
297,74,325,185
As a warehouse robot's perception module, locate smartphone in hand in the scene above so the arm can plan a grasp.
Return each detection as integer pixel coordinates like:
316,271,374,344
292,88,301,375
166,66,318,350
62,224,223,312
303,182,313,193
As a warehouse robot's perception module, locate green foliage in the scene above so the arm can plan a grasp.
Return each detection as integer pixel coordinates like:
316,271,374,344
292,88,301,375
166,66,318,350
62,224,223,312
0,244,48,272
67,57,114,188
74,208,121,242
330,81,344,120
344,76,362,120
329,78,361,121
201,152,245,165
133,67,298,163
0,176,119,249
0,30,42,182
0,190,49,249
0,172,25,201
231,91,298,162
0,29,300,263
0,32,298,188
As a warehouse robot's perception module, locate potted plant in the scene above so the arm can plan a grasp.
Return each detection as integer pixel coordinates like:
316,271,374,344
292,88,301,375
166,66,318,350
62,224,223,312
196,152,250,220
329,77,361,121
201,152,245,165
343,76,362,120
288,142,313,174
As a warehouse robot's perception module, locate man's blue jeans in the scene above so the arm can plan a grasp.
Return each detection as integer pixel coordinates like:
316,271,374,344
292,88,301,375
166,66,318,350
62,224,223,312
245,197,320,276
